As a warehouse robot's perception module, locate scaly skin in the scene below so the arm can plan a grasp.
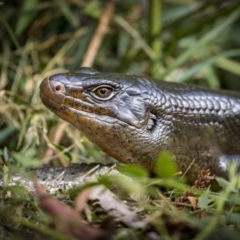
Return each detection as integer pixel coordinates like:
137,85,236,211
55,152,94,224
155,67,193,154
40,67,240,179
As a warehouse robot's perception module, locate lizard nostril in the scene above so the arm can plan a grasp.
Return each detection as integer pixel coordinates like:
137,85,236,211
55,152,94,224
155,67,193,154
53,82,65,93
55,85,61,91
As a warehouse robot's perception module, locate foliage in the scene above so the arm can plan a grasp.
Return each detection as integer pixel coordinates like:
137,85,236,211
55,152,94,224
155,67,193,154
1,0,240,164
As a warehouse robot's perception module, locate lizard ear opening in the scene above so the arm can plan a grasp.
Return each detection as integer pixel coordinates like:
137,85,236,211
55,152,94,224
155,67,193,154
75,67,99,75
147,112,157,130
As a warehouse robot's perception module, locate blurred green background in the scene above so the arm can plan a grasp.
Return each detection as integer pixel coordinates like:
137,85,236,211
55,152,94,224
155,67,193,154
1,0,240,169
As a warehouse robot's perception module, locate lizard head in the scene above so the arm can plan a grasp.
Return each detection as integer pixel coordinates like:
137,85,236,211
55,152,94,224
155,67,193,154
40,67,163,169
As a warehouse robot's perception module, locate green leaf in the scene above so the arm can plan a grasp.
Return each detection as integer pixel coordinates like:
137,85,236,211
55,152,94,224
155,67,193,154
154,151,178,178
198,186,212,209
155,177,188,191
3,165,10,187
12,149,41,169
84,1,102,18
3,147,10,162
215,177,237,192
117,164,148,180
52,143,72,162
68,181,100,200
225,213,240,225
3,185,29,199
114,174,145,197
0,123,17,144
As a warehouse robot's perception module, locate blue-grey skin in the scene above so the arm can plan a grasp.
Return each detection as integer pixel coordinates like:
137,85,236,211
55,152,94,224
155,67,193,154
40,67,240,180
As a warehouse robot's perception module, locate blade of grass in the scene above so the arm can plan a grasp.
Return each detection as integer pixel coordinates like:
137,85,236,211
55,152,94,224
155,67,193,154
16,114,32,150
69,22,97,71
175,49,240,83
81,0,116,67
15,0,40,36
42,32,80,73
215,57,240,76
0,12,21,49
165,1,240,58
113,15,156,61
163,0,225,28
194,174,239,240
161,8,240,79
149,0,163,78
11,53,26,94
203,66,220,89
55,0,79,28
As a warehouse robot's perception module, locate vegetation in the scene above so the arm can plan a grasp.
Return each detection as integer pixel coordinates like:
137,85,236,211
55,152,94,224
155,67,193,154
1,0,240,239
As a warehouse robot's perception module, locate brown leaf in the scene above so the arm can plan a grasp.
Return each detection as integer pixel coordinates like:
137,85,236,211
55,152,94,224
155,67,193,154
33,180,113,240
75,188,92,213
187,196,198,210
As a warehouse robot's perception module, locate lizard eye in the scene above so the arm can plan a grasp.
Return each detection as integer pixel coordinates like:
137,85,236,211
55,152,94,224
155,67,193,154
90,85,115,100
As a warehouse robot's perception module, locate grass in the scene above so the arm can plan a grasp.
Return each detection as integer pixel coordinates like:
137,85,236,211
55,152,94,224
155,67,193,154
1,0,240,239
